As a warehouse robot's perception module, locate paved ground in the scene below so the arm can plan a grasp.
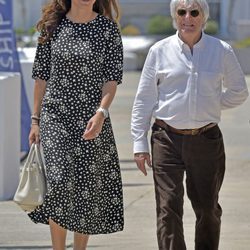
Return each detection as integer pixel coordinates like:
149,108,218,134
0,73,249,250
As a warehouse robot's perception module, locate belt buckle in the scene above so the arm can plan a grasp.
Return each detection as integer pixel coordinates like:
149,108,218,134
191,129,199,135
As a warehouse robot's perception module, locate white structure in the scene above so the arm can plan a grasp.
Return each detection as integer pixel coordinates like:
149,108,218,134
220,0,250,39
123,36,157,69
0,72,21,200
13,0,48,30
18,47,36,109
230,0,250,40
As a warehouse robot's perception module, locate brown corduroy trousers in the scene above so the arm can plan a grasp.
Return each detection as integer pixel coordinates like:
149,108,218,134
151,122,225,250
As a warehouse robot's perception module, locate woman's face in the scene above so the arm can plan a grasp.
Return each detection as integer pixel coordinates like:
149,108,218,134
175,1,204,39
70,0,96,8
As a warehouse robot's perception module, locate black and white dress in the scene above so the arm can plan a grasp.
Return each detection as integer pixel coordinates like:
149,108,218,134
28,14,124,234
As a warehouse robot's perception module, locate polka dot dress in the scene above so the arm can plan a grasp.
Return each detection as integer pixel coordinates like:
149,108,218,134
28,14,124,234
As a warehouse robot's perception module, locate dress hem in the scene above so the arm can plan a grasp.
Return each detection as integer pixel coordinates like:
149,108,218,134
28,213,124,235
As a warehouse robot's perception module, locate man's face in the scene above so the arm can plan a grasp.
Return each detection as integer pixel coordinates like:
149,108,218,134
175,2,204,39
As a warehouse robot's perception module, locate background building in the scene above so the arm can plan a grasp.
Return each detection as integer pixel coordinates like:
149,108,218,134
220,0,250,39
13,0,48,31
12,0,250,39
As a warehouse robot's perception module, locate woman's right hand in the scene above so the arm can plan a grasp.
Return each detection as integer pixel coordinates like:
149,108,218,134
29,124,40,146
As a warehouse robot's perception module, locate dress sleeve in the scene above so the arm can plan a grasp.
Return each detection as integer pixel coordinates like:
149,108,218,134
104,23,123,85
32,32,51,82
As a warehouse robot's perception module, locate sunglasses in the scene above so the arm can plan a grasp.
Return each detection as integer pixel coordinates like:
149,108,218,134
177,9,200,17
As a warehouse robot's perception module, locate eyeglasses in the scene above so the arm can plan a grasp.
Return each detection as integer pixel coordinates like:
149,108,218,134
177,9,200,17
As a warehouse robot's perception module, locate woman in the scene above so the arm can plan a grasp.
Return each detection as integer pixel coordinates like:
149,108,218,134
28,0,124,249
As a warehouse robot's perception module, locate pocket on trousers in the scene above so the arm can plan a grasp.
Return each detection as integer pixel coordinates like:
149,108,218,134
152,123,164,133
201,125,222,140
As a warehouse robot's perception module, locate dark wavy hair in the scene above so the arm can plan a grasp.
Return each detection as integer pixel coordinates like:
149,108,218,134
37,0,121,44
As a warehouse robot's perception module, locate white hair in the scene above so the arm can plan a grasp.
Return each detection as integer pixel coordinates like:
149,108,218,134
170,0,210,29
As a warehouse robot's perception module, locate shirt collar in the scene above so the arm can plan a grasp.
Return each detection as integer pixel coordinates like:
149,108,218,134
175,31,206,51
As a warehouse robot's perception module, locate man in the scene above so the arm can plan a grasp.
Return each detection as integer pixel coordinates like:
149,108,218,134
131,0,249,249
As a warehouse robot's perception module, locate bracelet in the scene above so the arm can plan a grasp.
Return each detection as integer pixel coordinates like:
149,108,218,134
31,115,40,121
31,123,39,126
96,107,109,119
31,115,40,126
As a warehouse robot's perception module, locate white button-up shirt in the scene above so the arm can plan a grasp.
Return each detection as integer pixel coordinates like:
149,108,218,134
131,32,249,153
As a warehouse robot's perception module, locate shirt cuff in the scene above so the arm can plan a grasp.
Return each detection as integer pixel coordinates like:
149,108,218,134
133,139,149,154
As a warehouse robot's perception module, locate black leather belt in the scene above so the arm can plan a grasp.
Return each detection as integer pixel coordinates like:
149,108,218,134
155,119,217,135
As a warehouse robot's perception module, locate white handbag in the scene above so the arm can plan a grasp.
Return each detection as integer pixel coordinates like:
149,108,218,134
13,143,47,212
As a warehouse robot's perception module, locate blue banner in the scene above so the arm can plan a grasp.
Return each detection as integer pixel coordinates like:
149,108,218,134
0,0,31,152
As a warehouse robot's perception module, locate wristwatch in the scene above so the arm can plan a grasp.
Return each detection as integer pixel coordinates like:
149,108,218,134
96,107,109,119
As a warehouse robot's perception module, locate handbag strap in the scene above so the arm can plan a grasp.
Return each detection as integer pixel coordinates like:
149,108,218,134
34,144,44,167
24,144,46,174
23,143,36,171
34,144,47,177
